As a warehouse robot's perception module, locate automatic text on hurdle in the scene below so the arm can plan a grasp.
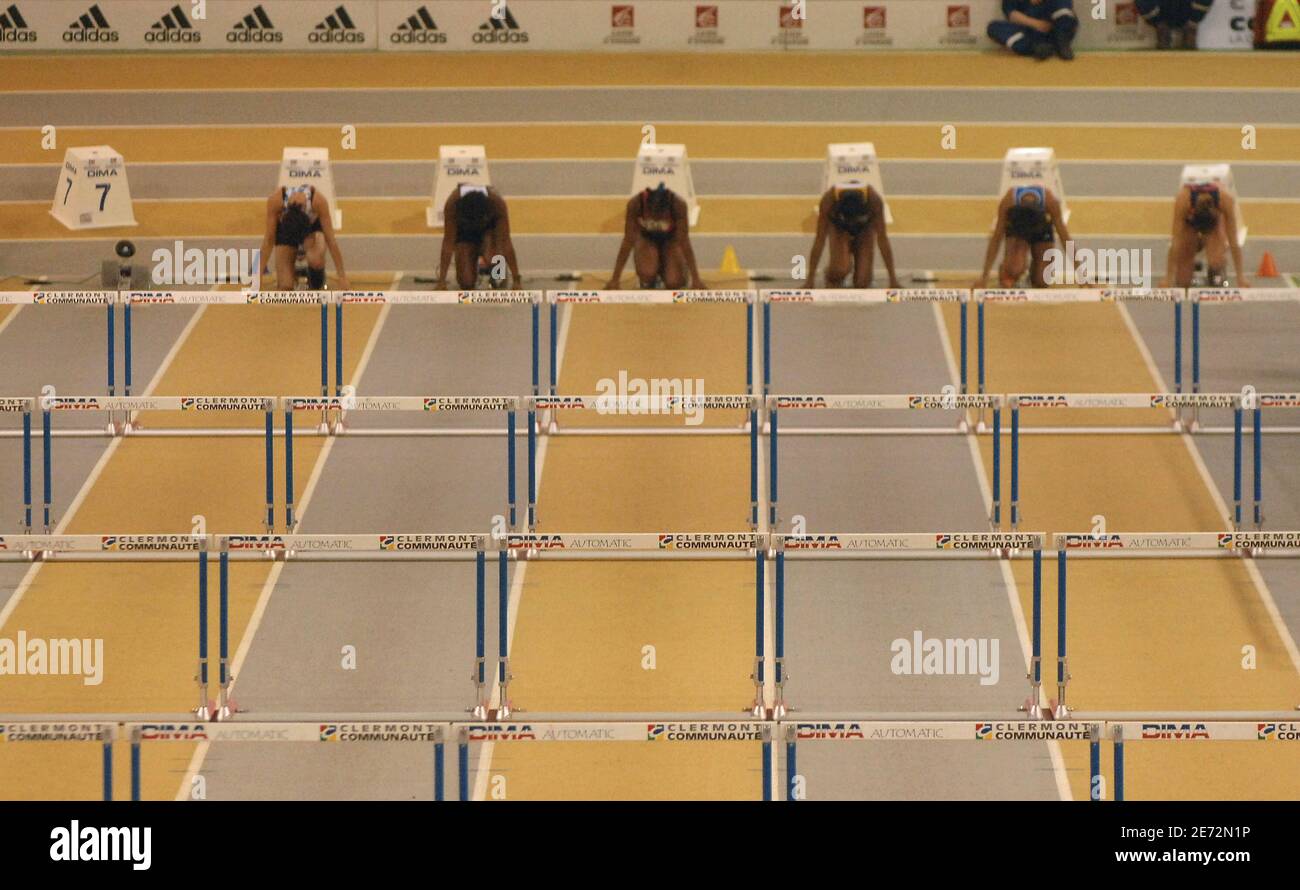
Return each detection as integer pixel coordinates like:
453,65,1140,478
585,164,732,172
0,631,103,685
595,371,707,426
890,631,999,686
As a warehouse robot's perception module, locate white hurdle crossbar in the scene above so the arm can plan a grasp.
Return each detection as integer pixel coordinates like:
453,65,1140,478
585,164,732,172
761,289,969,397
1189,287,1300,433
548,289,756,398
527,395,760,528
975,288,1186,426
767,394,1004,526
280,396,520,530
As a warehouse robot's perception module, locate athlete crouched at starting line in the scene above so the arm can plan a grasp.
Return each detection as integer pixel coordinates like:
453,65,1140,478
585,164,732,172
1161,180,1249,287
988,0,1078,60
978,184,1071,288
437,184,522,289
606,183,704,289
804,182,900,288
260,183,349,290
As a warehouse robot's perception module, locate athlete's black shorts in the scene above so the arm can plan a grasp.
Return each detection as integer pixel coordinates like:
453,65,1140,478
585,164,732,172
274,216,323,248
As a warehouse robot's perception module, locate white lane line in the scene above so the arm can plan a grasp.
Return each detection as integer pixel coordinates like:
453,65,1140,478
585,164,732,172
0,304,22,339
1117,303,1300,678
931,303,1073,802
470,297,570,802
0,304,207,634
174,280,397,801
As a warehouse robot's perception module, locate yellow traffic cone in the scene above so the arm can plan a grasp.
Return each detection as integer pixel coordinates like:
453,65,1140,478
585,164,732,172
718,244,743,277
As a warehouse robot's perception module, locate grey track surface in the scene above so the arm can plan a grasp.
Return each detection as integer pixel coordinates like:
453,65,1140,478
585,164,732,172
4,87,1294,126
200,296,535,800
0,304,189,612
8,160,1300,202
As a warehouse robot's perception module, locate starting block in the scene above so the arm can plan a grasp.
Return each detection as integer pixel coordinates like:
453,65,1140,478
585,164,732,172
278,147,342,230
1181,164,1247,248
999,147,1070,225
429,145,490,228
819,142,893,225
49,146,137,230
632,143,700,226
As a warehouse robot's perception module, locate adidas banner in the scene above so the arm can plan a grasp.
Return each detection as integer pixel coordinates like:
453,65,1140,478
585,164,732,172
0,0,377,51
0,0,1260,53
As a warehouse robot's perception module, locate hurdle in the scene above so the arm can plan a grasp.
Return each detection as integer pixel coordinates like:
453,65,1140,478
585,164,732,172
123,290,330,404
782,717,1101,801
1108,717,1300,801
773,533,1046,717
0,533,213,716
38,395,276,531
0,721,116,800
279,396,519,531
0,291,117,393
546,289,756,403
124,719,450,801
1188,287,1300,434
335,290,542,402
766,394,1003,526
456,718,772,800
213,533,497,719
760,289,969,398
975,288,1186,428
1007,392,1246,529
503,532,766,714
1,398,34,532
527,395,759,529
1052,530,1300,715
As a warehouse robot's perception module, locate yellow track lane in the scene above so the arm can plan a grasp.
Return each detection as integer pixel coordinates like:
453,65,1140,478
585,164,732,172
2,52,1293,91
496,304,758,799
0,304,381,800
5,123,1296,164
941,302,1300,800
6,197,1299,240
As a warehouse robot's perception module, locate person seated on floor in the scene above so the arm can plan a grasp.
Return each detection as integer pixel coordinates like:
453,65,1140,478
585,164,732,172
1137,0,1214,50
987,0,1078,60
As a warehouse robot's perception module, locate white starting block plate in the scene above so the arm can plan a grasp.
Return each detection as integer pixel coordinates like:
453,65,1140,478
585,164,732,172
278,147,342,230
429,145,490,228
818,142,893,225
632,143,700,227
49,146,137,230
998,147,1070,226
1181,164,1247,248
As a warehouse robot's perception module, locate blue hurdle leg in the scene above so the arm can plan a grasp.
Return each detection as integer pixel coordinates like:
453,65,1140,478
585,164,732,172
1253,407,1263,528
1233,407,1242,528
23,410,31,532
42,408,51,532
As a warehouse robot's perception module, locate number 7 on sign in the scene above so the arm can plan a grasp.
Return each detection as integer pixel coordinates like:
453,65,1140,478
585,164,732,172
95,183,111,212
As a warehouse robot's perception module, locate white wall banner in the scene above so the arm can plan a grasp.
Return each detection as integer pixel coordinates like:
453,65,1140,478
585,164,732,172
0,0,1250,52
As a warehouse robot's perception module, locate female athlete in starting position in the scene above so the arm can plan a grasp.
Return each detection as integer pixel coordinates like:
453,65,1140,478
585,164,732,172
260,183,349,290
1161,181,1248,287
606,183,704,289
804,183,899,288
977,184,1071,288
437,184,522,289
